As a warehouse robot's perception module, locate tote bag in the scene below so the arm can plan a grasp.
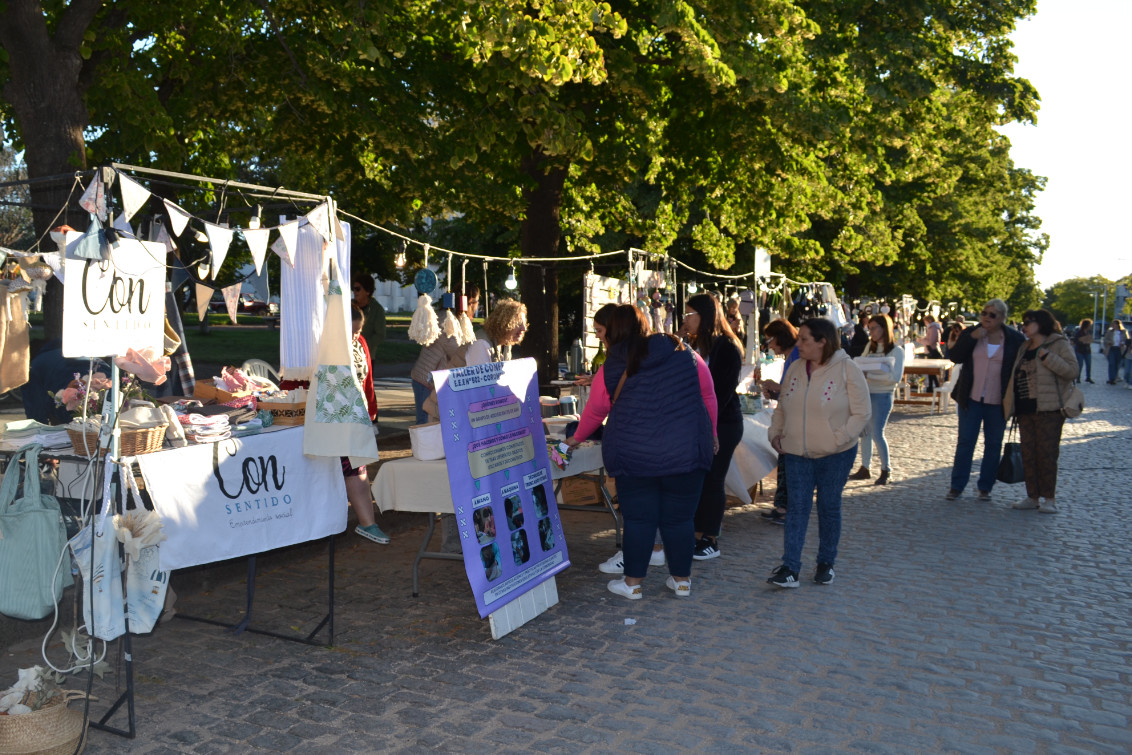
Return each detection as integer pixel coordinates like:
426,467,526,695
996,420,1025,485
0,444,72,620
69,458,126,641
303,276,380,468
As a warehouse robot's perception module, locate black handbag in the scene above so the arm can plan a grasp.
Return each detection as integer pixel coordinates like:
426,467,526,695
996,420,1025,484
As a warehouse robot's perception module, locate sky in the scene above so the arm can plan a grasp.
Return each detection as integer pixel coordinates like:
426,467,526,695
998,0,1132,288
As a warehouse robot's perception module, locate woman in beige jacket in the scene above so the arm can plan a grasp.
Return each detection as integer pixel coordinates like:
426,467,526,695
767,318,871,587
1003,309,1078,513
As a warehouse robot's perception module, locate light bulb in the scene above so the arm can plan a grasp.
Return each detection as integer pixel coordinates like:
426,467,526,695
395,252,406,269
687,281,698,293
248,215,261,230
505,270,518,290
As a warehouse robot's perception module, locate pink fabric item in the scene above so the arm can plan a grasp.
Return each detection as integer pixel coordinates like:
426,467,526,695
113,346,171,385
571,352,718,443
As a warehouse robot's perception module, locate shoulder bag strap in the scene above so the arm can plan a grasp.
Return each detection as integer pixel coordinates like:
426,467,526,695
610,370,629,406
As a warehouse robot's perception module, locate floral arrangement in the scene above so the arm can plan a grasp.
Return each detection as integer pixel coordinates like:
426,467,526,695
52,372,114,417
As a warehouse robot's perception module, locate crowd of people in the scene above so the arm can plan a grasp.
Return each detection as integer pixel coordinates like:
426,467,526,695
356,280,1098,595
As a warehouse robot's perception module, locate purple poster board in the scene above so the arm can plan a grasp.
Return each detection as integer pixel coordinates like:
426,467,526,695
433,358,571,618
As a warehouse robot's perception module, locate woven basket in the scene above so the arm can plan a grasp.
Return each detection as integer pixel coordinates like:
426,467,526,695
0,691,87,755
67,424,167,457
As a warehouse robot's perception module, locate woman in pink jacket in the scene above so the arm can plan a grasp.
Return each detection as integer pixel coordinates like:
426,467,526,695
767,318,871,588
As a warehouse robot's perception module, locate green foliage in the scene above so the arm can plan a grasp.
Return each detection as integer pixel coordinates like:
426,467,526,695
1041,276,1129,327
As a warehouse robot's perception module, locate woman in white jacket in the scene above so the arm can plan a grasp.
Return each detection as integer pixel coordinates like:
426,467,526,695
849,313,905,485
767,318,871,588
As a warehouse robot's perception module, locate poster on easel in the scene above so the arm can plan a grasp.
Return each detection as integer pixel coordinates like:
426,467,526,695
432,357,571,619
62,237,166,358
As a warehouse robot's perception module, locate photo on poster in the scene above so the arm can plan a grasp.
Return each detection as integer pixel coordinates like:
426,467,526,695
474,507,497,545
511,529,531,566
481,543,503,581
504,494,524,531
538,517,555,552
532,485,549,518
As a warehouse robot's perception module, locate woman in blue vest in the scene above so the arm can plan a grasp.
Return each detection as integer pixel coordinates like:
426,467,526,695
566,305,717,599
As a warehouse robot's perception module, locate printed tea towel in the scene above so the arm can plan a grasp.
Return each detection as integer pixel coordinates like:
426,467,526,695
303,277,379,468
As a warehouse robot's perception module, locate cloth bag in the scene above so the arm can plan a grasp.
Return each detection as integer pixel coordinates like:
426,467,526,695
116,466,168,634
68,458,126,641
303,277,379,468
996,420,1025,485
1058,382,1085,419
0,444,72,620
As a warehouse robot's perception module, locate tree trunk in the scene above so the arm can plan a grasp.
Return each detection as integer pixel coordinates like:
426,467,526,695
0,0,100,340
518,151,567,386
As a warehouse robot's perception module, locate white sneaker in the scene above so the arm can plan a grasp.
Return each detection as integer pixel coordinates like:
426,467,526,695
665,576,691,597
1038,498,1059,514
607,578,643,600
598,549,665,574
1011,498,1039,510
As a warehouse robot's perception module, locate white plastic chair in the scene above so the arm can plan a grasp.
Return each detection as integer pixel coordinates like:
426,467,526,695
241,358,281,383
931,363,961,414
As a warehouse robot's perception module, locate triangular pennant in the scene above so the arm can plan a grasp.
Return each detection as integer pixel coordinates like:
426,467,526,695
222,282,242,324
163,199,192,237
69,215,107,261
243,227,270,274
118,174,151,223
270,235,294,268
112,213,134,236
80,176,107,221
305,203,331,245
155,221,176,254
204,222,233,279
276,219,300,263
195,282,213,322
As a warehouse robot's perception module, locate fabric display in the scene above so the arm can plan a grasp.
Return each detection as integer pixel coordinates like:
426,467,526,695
303,277,379,469
177,413,232,443
0,280,30,393
0,420,72,451
280,222,351,380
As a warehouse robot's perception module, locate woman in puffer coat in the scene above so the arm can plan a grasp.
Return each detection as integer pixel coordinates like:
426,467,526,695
1003,309,1078,514
767,318,871,588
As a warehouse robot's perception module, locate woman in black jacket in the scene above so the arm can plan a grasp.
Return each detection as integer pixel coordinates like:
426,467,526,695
945,298,1025,501
684,294,744,560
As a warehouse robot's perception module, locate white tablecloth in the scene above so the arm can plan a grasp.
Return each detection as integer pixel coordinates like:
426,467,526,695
373,441,605,515
724,410,778,505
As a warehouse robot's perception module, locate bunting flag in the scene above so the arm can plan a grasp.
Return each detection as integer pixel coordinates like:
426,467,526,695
79,175,107,221
276,219,300,265
222,282,242,324
195,282,213,322
118,174,151,223
243,227,270,274
204,222,233,279
163,199,192,237
170,255,190,293
155,221,176,254
305,203,331,246
112,214,134,236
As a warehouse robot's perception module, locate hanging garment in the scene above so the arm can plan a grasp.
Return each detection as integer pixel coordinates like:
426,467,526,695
303,278,379,469
280,222,351,380
0,282,30,392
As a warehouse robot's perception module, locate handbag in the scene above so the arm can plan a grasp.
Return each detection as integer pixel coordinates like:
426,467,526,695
996,420,1025,485
69,458,126,641
1056,376,1085,418
0,444,73,620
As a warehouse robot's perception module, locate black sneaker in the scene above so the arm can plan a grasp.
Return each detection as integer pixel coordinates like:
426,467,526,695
767,564,799,588
693,537,720,561
813,563,835,585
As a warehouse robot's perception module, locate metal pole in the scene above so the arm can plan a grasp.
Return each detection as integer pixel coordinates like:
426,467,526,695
1102,287,1108,330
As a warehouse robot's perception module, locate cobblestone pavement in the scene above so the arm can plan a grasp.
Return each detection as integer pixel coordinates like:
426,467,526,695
4,369,1131,753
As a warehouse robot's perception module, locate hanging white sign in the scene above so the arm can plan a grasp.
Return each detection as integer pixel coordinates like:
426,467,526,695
62,238,166,358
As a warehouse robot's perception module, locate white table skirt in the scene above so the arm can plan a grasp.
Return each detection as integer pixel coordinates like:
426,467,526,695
724,410,778,505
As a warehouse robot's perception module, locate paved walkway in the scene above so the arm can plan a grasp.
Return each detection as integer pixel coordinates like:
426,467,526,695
4,370,1132,753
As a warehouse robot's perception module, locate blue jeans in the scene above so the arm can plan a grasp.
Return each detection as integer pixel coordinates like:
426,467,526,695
616,470,706,579
1075,351,1091,381
860,391,894,471
411,380,431,425
781,446,856,573
950,400,1007,494
1107,348,1122,382
1124,358,1132,385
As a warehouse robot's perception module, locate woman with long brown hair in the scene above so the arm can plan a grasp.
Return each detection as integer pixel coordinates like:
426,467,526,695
684,293,744,560
850,313,904,485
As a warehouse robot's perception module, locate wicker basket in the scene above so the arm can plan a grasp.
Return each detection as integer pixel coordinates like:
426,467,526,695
0,691,87,755
67,424,167,457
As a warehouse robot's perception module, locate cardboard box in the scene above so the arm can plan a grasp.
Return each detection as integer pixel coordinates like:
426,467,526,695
559,477,605,507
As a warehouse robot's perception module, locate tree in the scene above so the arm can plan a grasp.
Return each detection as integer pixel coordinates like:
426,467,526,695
0,148,33,247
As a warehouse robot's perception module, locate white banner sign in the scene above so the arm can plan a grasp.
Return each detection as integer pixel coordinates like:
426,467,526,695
136,427,348,570
62,238,166,358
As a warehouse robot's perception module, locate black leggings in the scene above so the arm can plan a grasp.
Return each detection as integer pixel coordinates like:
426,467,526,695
693,418,744,538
